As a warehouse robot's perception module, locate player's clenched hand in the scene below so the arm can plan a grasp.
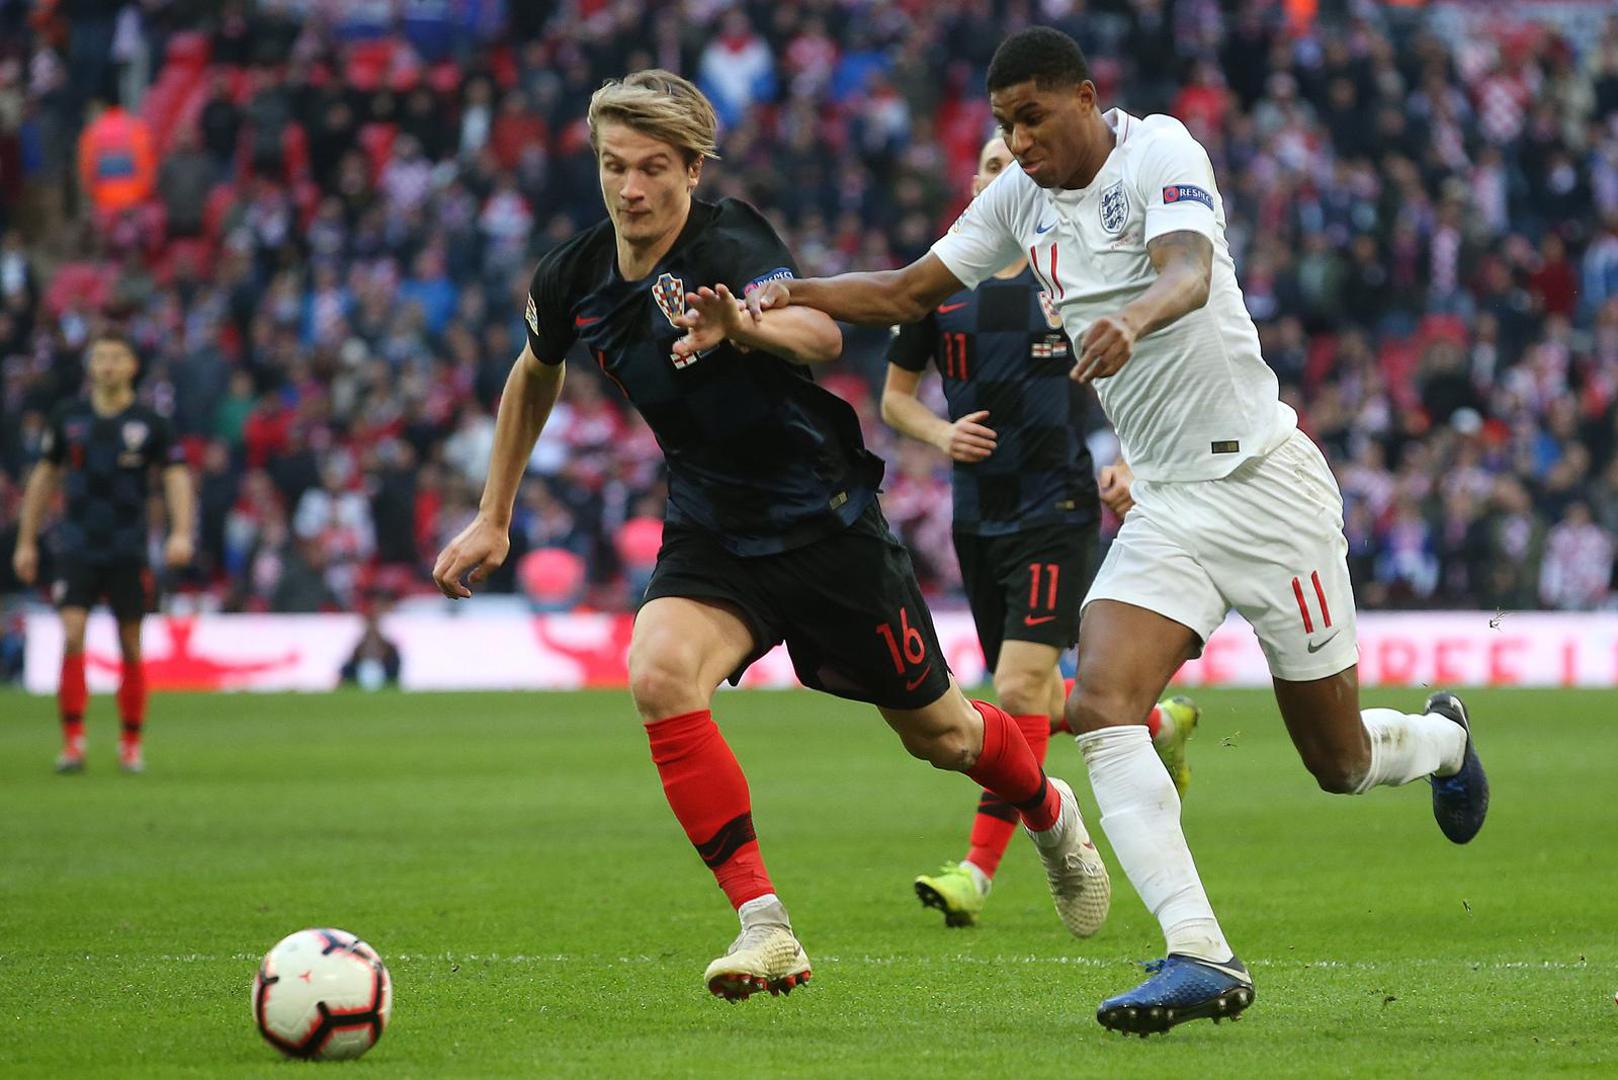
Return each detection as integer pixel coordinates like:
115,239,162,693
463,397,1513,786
673,284,746,359
1098,460,1135,519
1072,312,1139,383
936,410,997,463
744,279,790,324
164,533,193,569
12,540,38,585
432,514,511,599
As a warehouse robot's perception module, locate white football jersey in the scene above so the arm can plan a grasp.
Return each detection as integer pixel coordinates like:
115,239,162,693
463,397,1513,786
931,109,1296,482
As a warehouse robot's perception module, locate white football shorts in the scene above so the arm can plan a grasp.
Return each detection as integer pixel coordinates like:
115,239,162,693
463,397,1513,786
1084,428,1360,681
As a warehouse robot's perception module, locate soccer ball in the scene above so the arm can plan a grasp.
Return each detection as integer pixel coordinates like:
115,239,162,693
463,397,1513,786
252,928,392,1060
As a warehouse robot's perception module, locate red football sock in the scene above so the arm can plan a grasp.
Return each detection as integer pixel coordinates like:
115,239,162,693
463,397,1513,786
1145,703,1163,740
1053,677,1076,733
60,652,87,751
645,709,774,909
1014,712,1051,765
964,793,1018,877
964,700,1062,832
118,660,148,737
964,712,1054,874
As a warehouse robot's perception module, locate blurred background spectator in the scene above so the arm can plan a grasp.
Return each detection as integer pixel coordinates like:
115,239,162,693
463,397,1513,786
2,0,1616,629
339,603,402,689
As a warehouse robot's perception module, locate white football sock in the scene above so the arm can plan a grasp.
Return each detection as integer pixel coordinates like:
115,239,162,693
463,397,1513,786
960,860,993,896
737,893,785,927
1353,708,1468,793
1078,726,1231,962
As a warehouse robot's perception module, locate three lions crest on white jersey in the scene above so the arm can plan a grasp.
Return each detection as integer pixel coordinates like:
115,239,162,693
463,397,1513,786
1099,181,1128,234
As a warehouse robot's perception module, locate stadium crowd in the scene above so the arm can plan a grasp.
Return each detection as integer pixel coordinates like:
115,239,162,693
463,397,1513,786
2,0,1617,637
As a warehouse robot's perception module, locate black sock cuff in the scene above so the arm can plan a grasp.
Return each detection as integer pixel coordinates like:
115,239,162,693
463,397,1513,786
695,812,757,869
1010,774,1050,814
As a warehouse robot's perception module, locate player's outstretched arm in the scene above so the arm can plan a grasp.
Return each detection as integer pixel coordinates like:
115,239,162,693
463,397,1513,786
880,364,996,463
732,304,841,364
432,345,564,599
1072,230,1213,384
673,284,842,365
747,253,965,328
11,460,59,586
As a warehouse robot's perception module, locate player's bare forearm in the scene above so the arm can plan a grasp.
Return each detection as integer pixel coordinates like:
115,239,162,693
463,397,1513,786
880,367,951,449
782,254,963,327
15,461,58,547
1119,230,1213,336
162,465,194,538
731,306,842,365
881,388,952,447
478,348,564,527
881,363,996,462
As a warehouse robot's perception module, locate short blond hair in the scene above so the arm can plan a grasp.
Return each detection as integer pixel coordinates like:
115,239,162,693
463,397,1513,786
587,69,720,165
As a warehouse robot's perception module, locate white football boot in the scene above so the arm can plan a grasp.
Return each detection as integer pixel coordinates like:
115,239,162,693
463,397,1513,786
702,896,812,1001
1026,777,1112,937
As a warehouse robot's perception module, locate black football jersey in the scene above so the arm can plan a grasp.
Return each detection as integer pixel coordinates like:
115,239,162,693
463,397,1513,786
43,400,183,564
890,268,1098,536
525,198,884,556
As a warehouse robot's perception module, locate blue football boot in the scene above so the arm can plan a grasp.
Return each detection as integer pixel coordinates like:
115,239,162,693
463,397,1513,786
1425,691,1489,844
1096,954,1254,1036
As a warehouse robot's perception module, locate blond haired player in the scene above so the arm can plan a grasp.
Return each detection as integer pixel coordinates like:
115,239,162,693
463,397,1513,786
433,70,1112,1004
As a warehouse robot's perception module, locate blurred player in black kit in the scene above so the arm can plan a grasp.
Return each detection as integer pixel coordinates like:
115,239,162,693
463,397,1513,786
13,331,192,773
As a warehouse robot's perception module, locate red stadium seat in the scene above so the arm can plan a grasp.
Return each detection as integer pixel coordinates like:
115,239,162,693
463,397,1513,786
1418,314,1468,348
1378,338,1423,410
42,262,114,317
281,123,310,182
1304,333,1338,392
518,548,587,610
164,32,212,72
614,517,663,569
157,237,215,284
358,123,398,182
818,372,870,411
427,61,461,95
202,182,238,240
346,39,397,93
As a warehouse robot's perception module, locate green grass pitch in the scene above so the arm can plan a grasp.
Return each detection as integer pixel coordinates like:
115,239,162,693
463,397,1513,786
1,686,1615,1077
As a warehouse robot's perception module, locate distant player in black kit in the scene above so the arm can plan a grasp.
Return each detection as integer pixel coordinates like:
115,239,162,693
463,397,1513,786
886,136,1199,928
12,331,193,773
432,70,1111,1002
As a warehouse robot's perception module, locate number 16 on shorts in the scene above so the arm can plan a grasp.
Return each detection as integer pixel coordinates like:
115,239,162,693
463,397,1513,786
875,606,933,692
876,605,927,669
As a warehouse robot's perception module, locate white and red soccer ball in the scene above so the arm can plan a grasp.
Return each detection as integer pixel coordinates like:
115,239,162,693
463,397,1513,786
253,928,392,1060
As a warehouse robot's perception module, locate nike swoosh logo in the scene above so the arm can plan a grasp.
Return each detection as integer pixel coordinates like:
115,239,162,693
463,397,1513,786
1035,219,1056,233
1167,954,1252,981
1024,614,1057,626
1306,631,1341,654
574,314,601,327
937,302,968,313
904,664,933,691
